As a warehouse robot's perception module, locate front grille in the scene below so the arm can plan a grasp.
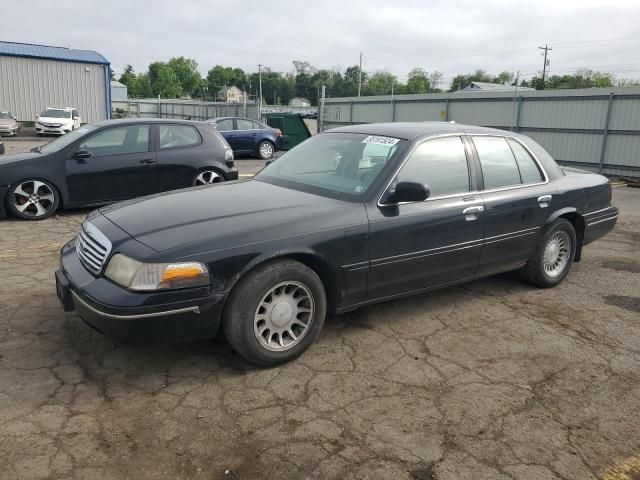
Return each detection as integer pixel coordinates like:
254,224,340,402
76,221,112,274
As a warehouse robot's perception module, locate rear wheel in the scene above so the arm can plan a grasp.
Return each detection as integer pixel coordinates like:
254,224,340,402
257,141,274,160
192,169,224,186
223,259,327,366
520,219,576,288
7,179,60,220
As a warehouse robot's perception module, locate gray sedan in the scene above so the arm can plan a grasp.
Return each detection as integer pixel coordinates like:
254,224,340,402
0,111,20,136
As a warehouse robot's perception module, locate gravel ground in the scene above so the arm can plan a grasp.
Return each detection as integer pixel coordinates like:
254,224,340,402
1,133,639,479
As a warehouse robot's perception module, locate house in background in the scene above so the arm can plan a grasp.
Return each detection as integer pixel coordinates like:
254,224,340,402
457,81,535,93
217,85,245,103
289,97,311,107
110,80,128,100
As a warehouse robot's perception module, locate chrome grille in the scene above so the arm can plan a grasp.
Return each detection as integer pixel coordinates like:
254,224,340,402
76,221,112,274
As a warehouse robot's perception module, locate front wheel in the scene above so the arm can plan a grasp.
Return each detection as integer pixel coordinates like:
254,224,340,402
7,179,60,220
223,259,327,366
257,141,274,160
520,219,576,288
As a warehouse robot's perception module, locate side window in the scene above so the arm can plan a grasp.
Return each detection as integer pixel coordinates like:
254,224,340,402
396,137,470,197
79,125,150,157
473,137,522,189
215,119,233,131
252,121,264,129
236,119,254,130
72,109,78,118
158,125,200,149
507,139,543,184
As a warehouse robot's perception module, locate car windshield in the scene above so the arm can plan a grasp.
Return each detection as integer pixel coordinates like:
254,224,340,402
0,112,12,119
255,132,404,199
38,124,99,154
41,109,71,118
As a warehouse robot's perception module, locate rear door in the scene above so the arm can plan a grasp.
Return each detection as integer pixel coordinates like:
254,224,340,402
366,136,484,300
470,135,551,274
66,124,156,204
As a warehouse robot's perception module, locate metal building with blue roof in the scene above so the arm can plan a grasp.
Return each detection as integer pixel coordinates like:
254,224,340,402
0,41,112,122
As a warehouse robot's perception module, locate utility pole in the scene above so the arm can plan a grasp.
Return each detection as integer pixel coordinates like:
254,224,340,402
258,64,263,117
357,52,363,97
538,45,552,89
319,85,326,132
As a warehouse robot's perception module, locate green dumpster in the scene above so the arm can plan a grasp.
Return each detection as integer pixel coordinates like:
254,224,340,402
263,113,312,150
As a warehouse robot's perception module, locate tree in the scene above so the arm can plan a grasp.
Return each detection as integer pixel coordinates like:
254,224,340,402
406,68,430,94
529,69,615,90
207,66,247,99
148,62,182,98
364,71,397,96
167,57,201,98
118,65,137,97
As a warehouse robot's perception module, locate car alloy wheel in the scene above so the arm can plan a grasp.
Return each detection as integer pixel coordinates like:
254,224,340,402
258,141,274,160
253,281,315,351
542,230,571,277
194,170,223,186
12,180,57,218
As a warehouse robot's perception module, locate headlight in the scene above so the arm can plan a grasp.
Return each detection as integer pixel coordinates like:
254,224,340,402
105,254,209,291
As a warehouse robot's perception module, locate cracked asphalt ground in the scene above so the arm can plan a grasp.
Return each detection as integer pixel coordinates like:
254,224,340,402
1,138,640,479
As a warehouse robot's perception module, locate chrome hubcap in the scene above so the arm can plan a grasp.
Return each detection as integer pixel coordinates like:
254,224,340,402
194,171,222,185
253,281,314,352
260,143,273,159
543,231,571,277
13,180,55,217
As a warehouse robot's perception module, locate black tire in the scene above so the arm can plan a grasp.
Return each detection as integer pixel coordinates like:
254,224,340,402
257,140,275,160
223,259,327,366
520,219,576,288
6,178,60,220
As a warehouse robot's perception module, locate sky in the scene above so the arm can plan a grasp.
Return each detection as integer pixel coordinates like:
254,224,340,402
2,0,640,87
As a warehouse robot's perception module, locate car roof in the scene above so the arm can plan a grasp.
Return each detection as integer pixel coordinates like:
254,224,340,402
44,107,74,111
210,116,261,121
92,118,210,127
325,121,512,141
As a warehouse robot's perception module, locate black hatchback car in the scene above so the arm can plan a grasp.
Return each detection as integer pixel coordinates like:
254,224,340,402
0,119,237,220
56,122,617,366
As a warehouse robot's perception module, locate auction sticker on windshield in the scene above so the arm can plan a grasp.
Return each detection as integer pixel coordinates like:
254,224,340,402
362,135,400,146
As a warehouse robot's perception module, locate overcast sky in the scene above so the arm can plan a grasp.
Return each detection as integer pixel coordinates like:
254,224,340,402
2,0,640,86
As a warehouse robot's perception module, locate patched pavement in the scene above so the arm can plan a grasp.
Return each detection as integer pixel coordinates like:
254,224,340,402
1,154,639,479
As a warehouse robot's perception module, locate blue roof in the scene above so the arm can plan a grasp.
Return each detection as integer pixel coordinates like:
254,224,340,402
0,41,109,65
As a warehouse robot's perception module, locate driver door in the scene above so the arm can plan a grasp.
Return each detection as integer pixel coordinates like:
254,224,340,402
366,136,484,300
66,124,157,205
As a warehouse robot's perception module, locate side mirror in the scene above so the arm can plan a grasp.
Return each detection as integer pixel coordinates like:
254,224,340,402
382,181,430,204
74,149,92,160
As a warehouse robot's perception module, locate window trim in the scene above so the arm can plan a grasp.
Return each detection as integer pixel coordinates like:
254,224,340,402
377,133,549,208
77,124,152,157
156,123,202,151
505,137,544,185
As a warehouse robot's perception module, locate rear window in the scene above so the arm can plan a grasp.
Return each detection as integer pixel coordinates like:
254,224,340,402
158,125,200,149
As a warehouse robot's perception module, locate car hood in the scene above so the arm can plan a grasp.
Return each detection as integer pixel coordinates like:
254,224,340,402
0,118,17,125
0,151,41,166
38,117,72,123
99,180,364,254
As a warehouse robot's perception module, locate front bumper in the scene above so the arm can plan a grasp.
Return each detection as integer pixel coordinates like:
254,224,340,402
36,124,70,135
0,126,19,136
56,239,226,343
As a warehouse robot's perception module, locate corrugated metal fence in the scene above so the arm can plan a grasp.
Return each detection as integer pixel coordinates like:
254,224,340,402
112,99,259,121
321,87,640,177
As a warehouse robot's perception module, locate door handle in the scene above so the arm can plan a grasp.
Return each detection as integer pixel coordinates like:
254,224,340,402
538,195,552,207
463,206,484,215
139,158,155,164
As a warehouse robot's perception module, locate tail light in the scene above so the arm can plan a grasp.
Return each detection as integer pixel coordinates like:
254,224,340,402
224,148,234,168
276,129,283,137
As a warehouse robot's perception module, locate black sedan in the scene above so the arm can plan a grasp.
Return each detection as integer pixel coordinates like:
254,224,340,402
0,119,238,220
56,122,617,366
207,117,284,159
